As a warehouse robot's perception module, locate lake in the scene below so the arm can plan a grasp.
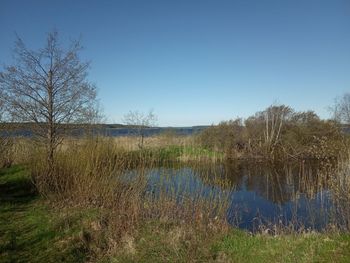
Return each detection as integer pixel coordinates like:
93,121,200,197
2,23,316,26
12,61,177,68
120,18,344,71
2,126,208,137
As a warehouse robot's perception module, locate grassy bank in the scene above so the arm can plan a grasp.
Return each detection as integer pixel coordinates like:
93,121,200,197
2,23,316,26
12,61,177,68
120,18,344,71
0,166,94,263
113,224,350,263
1,166,350,263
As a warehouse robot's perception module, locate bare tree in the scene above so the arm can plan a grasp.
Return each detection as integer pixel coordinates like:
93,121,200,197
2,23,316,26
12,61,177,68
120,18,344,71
0,31,97,172
263,105,292,149
331,93,350,124
122,110,157,149
245,104,292,154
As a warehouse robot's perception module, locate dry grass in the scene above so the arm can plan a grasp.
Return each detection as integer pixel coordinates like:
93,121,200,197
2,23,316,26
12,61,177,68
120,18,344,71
112,134,195,151
0,137,13,168
330,150,350,231
3,134,350,261
23,136,230,259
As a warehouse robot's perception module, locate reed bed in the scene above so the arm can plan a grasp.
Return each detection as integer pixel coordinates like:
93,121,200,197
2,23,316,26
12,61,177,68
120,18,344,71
4,133,350,261
24,136,230,259
330,150,350,231
112,134,195,151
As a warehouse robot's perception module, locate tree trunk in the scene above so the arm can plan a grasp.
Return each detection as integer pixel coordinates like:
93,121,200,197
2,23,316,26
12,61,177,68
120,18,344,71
47,70,55,175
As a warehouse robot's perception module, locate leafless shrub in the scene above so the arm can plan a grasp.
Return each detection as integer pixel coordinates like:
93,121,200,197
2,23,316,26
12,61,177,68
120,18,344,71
330,93,350,124
198,104,344,161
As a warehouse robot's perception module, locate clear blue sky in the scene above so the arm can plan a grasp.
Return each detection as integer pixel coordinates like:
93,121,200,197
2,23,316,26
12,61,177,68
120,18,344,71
1,0,349,126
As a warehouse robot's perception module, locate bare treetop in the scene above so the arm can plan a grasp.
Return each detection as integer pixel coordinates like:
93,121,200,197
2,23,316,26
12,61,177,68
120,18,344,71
122,110,157,128
122,110,157,149
1,31,96,126
331,93,350,124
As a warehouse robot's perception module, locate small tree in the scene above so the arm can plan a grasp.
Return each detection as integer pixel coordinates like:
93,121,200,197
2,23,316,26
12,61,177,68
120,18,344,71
263,105,293,149
331,93,350,124
122,110,157,149
245,104,293,154
0,31,97,173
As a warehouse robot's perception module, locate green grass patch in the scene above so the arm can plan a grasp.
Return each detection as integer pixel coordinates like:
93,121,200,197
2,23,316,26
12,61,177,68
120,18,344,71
0,166,94,263
109,223,350,263
212,230,350,263
123,145,223,163
182,146,223,158
156,145,224,161
108,221,219,263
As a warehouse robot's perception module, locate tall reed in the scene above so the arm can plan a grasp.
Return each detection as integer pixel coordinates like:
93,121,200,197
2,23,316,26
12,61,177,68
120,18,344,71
330,150,350,231
27,136,230,255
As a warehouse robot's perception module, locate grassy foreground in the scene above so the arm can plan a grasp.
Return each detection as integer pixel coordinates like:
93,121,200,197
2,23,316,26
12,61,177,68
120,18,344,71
0,166,92,263
1,166,350,263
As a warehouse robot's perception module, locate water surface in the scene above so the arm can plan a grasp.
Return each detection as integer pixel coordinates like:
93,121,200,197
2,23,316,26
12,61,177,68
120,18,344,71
134,161,335,231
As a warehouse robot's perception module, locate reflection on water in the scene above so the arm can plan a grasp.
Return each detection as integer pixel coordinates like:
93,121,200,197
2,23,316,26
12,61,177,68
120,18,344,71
125,161,335,231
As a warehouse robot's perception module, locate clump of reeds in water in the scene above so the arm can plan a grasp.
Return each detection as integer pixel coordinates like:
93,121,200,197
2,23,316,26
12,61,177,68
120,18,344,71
247,157,350,235
329,150,350,231
140,163,231,229
223,160,338,235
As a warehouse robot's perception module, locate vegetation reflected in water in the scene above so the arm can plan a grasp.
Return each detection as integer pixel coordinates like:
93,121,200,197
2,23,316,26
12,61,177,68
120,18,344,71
132,160,338,232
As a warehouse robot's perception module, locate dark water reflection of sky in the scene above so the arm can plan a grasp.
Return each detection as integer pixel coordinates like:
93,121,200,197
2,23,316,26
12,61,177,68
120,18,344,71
125,161,334,231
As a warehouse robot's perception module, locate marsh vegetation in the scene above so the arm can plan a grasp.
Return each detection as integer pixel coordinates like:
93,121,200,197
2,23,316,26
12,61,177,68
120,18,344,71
1,32,350,262
1,128,350,261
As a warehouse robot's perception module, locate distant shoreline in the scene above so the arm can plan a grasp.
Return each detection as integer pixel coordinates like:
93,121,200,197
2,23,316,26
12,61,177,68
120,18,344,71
0,125,210,137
